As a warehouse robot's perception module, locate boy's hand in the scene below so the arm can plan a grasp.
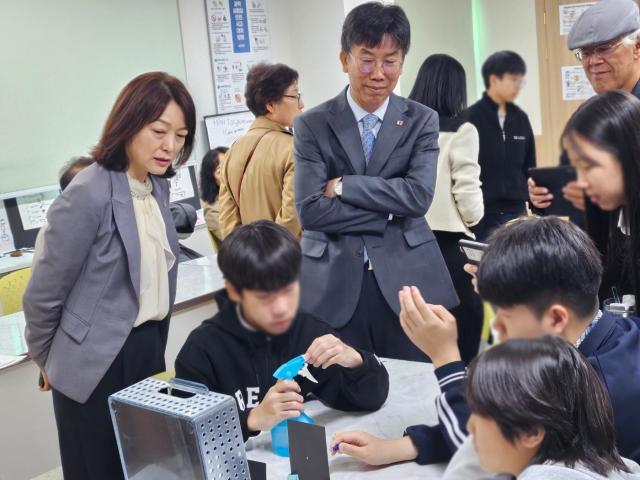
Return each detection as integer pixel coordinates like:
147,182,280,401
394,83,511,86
305,334,363,369
463,263,479,294
562,180,586,211
528,177,553,209
330,431,418,466
399,286,461,368
246,380,303,432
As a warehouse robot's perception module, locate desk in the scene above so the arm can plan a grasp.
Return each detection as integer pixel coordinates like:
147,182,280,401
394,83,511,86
246,358,445,479
0,254,224,480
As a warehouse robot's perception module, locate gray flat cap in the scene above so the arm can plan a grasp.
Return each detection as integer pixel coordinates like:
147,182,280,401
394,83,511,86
568,0,640,50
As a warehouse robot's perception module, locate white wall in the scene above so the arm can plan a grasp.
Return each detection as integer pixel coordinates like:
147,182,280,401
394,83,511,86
397,0,477,104
473,0,542,134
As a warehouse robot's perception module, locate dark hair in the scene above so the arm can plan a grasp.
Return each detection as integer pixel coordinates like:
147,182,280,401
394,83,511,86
562,90,640,304
217,220,301,292
91,72,196,178
477,216,602,318
199,146,228,204
409,54,467,126
341,2,410,55
481,50,526,89
58,156,94,191
466,336,628,476
244,63,298,117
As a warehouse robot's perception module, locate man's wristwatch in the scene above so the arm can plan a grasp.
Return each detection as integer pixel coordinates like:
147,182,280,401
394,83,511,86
334,179,343,197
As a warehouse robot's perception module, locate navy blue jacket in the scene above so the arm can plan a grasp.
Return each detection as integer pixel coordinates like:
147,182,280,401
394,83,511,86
407,311,640,464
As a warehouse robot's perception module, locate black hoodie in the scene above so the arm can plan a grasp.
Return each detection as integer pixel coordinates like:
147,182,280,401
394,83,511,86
466,92,536,210
175,303,390,440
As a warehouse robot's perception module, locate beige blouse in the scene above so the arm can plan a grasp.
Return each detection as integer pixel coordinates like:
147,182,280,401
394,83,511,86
128,174,175,327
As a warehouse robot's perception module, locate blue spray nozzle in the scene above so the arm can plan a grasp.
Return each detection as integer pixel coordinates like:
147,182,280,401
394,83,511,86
273,354,318,383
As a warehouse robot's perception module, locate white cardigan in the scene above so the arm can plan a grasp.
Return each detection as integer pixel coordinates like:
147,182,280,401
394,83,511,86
426,122,484,237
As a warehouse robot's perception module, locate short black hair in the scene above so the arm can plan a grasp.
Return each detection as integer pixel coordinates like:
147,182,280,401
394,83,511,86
217,220,301,292
244,63,298,117
466,336,629,476
477,216,602,318
481,50,526,89
59,156,94,191
341,2,410,56
409,54,467,121
199,146,228,204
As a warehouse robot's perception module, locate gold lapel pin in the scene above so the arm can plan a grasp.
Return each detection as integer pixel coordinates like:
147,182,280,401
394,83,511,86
396,120,404,126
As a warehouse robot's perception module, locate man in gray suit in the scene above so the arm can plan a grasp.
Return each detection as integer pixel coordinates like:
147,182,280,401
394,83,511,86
294,2,458,361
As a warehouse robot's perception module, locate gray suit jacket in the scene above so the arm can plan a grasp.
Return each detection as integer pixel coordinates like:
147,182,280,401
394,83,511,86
24,164,179,403
294,88,459,329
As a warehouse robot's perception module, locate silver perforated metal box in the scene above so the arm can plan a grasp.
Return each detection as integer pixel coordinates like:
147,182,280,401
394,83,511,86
109,377,251,480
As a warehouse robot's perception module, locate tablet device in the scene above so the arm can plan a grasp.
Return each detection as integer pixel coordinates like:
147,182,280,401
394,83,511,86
459,239,488,265
288,421,330,480
528,166,579,216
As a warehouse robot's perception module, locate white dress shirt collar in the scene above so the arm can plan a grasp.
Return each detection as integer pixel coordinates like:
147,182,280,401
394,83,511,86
346,86,389,125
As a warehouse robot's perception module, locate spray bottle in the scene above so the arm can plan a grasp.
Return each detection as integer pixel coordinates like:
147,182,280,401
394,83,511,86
270,354,318,457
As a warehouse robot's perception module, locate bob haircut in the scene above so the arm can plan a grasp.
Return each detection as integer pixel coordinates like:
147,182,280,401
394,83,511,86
341,2,410,56
562,90,640,305
217,220,301,293
199,146,228,204
91,71,196,178
409,54,467,122
478,216,602,318
466,336,629,476
244,63,299,117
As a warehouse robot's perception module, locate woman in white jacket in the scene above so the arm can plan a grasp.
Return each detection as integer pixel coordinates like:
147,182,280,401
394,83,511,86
409,54,484,363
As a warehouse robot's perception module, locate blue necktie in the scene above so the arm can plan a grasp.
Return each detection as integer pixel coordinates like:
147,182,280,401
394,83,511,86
361,113,378,164
361,114,377,265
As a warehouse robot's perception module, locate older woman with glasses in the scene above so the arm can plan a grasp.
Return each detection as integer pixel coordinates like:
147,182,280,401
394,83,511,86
219,62,304,238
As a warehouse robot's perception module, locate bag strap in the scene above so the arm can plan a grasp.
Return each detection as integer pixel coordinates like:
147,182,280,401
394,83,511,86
236,130,272,205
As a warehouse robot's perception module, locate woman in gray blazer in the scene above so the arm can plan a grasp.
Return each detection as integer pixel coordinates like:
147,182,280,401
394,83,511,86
23,72,196,480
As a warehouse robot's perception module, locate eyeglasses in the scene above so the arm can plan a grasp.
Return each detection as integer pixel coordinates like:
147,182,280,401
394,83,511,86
574,36,627,61
348,53,403,76
283,93,302,104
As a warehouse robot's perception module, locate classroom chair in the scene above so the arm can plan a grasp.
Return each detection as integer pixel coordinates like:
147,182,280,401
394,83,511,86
0,267,32,315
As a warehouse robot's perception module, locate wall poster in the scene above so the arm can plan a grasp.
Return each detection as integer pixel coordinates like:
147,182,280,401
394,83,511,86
205,0,271,114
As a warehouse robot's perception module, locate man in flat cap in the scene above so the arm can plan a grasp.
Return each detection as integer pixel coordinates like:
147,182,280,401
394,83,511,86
529,0,640,215
569,0,640,95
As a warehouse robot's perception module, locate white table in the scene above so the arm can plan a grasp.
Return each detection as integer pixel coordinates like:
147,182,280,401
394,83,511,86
0,251,33,276
245,358,446,479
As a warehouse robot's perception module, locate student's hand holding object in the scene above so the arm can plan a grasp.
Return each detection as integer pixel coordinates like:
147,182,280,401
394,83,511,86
528,177,553,209
305,334,363,369
463,263,479,294
246,380,303,432
562,180,586,211
329,431,418,466
399,286,461,368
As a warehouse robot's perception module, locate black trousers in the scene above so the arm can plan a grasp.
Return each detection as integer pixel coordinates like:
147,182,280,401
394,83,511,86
338,266,430,362
434,230,484,364
473,206,526,242
51,320,166,480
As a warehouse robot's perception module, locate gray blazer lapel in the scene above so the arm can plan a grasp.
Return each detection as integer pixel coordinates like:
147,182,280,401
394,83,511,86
328,89,366,175
366,94,408,177
110,170,141,298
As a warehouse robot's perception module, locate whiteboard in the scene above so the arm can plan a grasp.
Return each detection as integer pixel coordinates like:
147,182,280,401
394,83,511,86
204,111,255,150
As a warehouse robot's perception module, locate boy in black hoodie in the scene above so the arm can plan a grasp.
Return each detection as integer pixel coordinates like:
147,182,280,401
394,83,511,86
467,50,536,241
175,220,389,441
